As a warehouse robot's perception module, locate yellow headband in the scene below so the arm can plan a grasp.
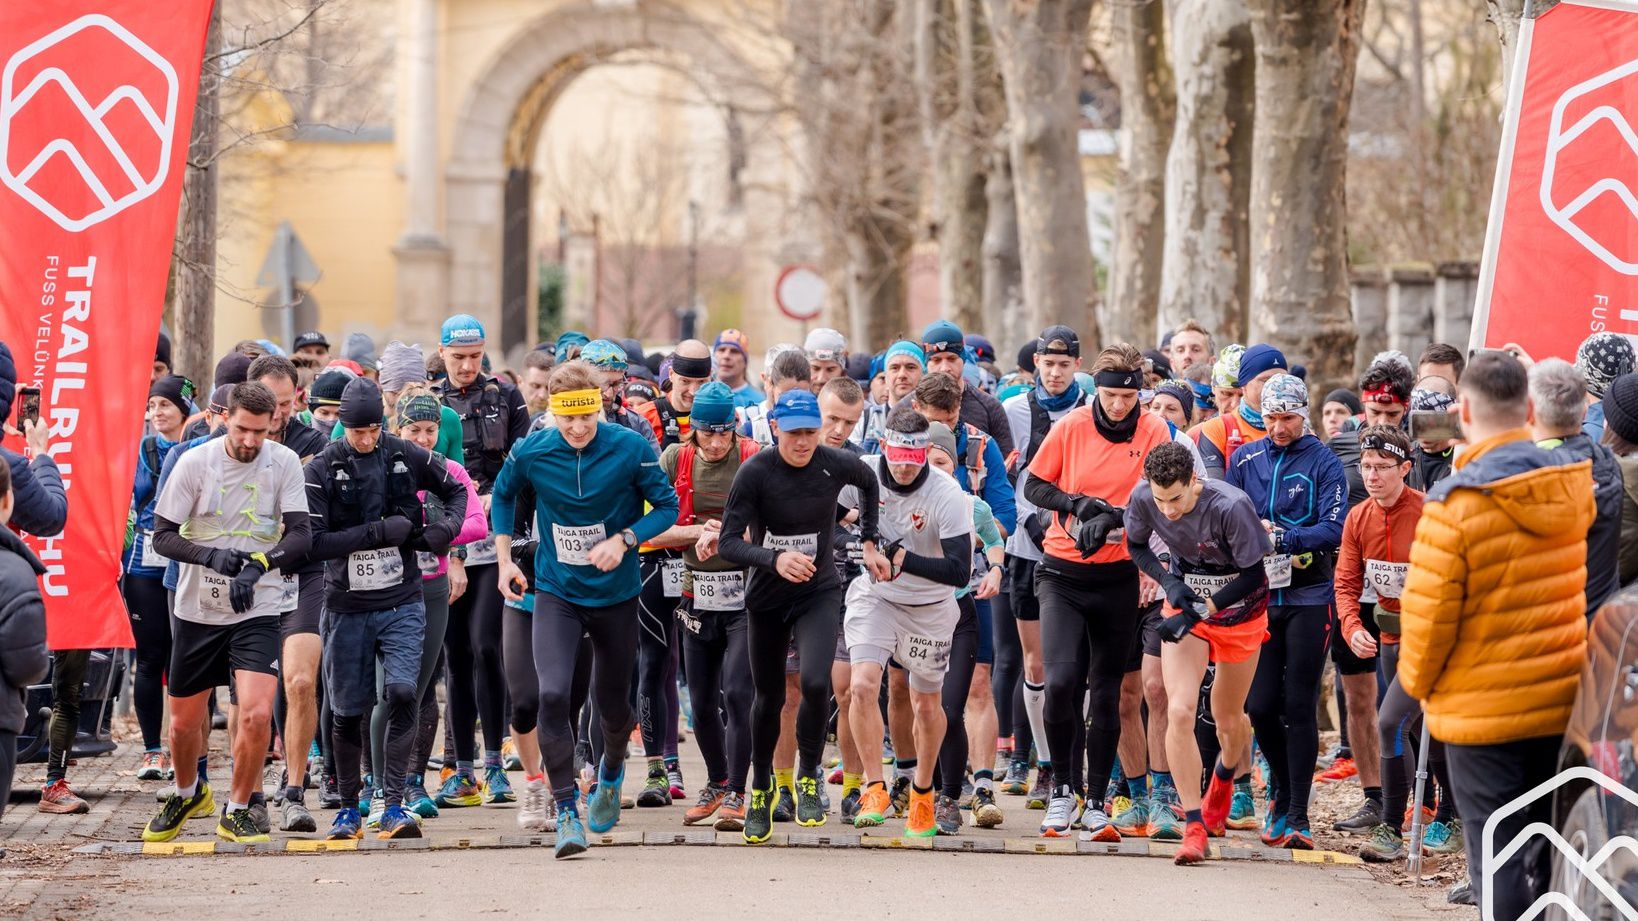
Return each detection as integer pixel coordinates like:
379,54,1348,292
550,389,603,416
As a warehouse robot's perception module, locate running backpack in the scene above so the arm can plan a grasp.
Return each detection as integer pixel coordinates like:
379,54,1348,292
674,437,758,525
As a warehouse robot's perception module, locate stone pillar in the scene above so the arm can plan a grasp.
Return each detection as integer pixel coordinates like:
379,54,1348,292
1350,265,1387,378
393,0,449,343
1434,261,1478,352
1386,264,1435,360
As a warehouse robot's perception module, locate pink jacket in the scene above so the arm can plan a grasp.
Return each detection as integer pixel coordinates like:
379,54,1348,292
421,459,486,580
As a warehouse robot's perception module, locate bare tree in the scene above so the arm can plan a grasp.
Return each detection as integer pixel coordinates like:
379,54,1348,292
983,147,1026,355
1159,0,1253,344
1484,0,1529,89
174,3,223,386
984,0,1099,342
1245,0,1365,389
1105,0,1173,348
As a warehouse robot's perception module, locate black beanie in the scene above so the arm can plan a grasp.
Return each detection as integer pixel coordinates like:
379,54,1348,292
308,368,354,408
0,342,14,421
215,351,253,388
156,332,172,369
1323,388,1364,416
339,377,384,428
1143,349,1173,381
1604,373,1638,446
148,374,194,418
1017,340,1038,374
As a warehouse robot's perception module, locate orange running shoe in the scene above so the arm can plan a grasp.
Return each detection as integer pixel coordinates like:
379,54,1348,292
1200,771,1233,837
854,783,892,828
1174,820,1210,865
1315,756,1358,783
1401,804,1436,833
905,789,937,838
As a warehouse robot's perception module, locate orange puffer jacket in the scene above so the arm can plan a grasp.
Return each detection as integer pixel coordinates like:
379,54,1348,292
1398,428,1595,746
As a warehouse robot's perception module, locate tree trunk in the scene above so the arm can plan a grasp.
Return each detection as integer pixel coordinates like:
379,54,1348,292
984,0,1098,343
1160,0,1254,345
1106,0,1173,349
1484,0,1529,90
846,224,914,351
173,1,222,385
1245,0,1364,390
982,145,1026,358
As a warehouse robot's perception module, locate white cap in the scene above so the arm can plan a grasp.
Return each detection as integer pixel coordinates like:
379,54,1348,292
803,327,847,359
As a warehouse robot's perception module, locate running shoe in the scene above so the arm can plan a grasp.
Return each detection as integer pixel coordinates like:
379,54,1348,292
358,774,375,815
483,765,515,805
828,765,844,786
405,773,439,819
854,784,891,828
960,774,975,808
905,789,937,838
1228,784,1260,831
972,787,1004,828
1422,818,1462,855
279,797,317,833
637,765,670,807
364,792,384,829
840,788,862,825
518,782,552,831
1281,818,1315,850
1111,797,1150,837
714,792,747,832
501,737,523,772
1039,786,1080,838
555,804,588,859
1314,743,1343,770
1001,760,1030,795
142,784,215,842
1332,798,1382,834
743,786,774,844
1148,798,1183,841
588,764,624,833
1025,768,1051,810
889,776,912,817
934,794,962,835
1079,807,1120,843
377,804,423,839
1358,824,1405,862
38,779,89,815
247,796,271,834
1253,750,1271,792
1174,820,1210,866
795,775,826,827
1315,756,1357,783
217,806,270,844
319,772,343,809
1259,812,1288,848
137,750,171,781
1200,767,1233,835
1108,794,1133,825
1402,804,1436,833
1103,762,1125,814
327,807,364,841
438,764,456,787
1448,879,1476,906
668,765,686,801
434,771,481,808
771,784,796,822
684,783,728,826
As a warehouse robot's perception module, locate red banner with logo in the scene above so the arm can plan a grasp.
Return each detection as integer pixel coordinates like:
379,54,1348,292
1472,0,1638,360
0,1,214,649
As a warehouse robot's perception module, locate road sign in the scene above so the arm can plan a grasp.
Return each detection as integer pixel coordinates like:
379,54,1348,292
774,264,826,322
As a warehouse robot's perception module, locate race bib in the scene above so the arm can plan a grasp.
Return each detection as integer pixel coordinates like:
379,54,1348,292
278,572,300,614
349,547,405,591
199,571,234,615
662,558,684,598
694,570,746,611
417,551,440,575
553,523,607,567
1264,554,1292,589
466,534,498,566
139,531,167,569
1184,571,1238,603
1365,559,1409,600
895,631,952,681
763,532,818,556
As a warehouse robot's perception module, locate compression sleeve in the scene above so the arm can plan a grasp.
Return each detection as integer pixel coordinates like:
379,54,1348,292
1022,474,1077,515
150,515,216,566
1127,538,1170,585
897,534,971,587
264,510,312,570
1209,562,1267,611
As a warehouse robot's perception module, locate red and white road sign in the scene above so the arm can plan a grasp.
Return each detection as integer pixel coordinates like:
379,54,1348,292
1471,0,1638,360
774,264,827,322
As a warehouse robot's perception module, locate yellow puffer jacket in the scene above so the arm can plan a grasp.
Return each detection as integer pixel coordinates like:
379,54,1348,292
1399,428,1595,745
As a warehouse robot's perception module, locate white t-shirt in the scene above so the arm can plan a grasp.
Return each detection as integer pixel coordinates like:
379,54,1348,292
155,438,307,625
843,459,972,606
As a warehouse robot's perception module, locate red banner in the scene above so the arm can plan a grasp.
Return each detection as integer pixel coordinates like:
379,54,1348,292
1472,0,1638,361
0,1,214,649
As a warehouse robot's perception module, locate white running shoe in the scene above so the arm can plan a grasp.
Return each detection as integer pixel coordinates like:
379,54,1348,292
1040,786,1081,837
1079,807,1121,842
518,781,551,831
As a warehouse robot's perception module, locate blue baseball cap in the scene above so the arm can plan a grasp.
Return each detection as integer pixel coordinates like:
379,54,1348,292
440,314,486,347
921,320,965,356
769,389,822,431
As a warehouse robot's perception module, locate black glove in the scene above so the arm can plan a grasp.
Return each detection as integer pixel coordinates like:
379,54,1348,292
203,548,250,576
229,556,268,614
1069,495,1118,523
1158,599,1210,644
1162,577,1205,612
368,516,415,548
1074,511,1123,558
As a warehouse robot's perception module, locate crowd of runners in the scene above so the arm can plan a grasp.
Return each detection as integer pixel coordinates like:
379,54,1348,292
2,313,1618,903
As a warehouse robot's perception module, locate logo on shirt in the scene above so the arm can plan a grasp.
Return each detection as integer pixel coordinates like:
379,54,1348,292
910,508,928,532
1286,482,1306,501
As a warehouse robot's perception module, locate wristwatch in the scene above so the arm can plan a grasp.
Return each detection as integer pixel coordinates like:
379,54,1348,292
621,528,638,548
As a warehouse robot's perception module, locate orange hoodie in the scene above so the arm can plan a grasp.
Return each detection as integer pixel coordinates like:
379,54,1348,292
1334,485,1425,645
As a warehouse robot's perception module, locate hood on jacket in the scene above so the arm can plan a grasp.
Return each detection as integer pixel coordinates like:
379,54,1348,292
0,526,46,576
1431,432,1592,538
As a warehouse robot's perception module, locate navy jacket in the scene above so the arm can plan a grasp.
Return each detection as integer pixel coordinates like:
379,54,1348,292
1226,432,1346,607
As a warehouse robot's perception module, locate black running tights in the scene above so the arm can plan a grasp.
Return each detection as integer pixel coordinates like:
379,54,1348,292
939,595,980,799
533,593,638,803
1246,603,1330,827
445,565,506,761
748,588,842,790
123,577,171,751
681,609,753,792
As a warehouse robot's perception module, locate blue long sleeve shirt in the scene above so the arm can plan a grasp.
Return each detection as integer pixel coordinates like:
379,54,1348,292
1225,432,1346,607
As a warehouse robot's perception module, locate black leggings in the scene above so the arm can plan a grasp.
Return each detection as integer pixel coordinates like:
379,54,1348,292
533,593,639,803
445,564,506,761
123,576,171,751
413,651,445,773
1246,603,1330,827
940,595,980,799
1377,643,1454,825
636,557,681,759
47,649,92,784
1035,559,1140,798
503,603,539,735
748,588,843,789
990,559,1024,749
681,607,753,792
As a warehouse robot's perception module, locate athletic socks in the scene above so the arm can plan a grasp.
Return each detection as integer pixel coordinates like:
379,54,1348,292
483,750,502,769
177,781,198,800
774,768,794,793
842,772,863,796
285,785,304,804
1127,773,1148,801
456,759,474,777
1213,761,1235,783
197,755,210,786
913,783,933,796
895,758,917,782
228,800,248,814
1185,808,1203,825
1363,785,1383,812
664,756,680,774
974,769,994,794
1023,681,1049,763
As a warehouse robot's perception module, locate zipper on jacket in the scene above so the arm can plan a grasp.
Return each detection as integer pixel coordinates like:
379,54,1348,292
576,447,584,497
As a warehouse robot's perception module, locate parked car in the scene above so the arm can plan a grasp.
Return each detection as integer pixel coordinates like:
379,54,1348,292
15,649,124,763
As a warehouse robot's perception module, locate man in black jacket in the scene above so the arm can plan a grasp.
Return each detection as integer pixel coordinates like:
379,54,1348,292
0,460,51,834
1531,359,1624,614
0,343,66,538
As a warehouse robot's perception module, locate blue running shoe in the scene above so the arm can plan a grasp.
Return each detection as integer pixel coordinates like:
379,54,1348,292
435,771,481,808
358,774,375,815
405,773,439,819
1227,784,1258,831
376,804,422,839
483,765,515,804
1260,813,1288,848
327,807,363,840
588,764,625,833
1281,818,1315,850
555,803,588,859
